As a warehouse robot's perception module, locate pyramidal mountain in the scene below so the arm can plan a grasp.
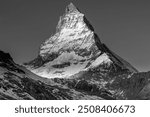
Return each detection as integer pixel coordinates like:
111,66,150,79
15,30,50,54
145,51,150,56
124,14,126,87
1,3,150,100
25,3,138,79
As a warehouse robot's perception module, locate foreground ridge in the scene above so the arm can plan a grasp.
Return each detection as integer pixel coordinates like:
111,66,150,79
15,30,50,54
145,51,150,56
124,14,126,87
0,50,150,100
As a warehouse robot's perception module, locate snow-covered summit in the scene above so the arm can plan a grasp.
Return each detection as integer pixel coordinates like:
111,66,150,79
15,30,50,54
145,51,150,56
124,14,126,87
25,3,138,78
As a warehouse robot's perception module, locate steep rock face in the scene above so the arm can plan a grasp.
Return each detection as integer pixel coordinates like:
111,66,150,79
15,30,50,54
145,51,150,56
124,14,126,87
25,3,138,79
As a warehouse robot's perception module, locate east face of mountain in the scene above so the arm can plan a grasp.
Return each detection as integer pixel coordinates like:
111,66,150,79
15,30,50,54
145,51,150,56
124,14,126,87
24,3,138,79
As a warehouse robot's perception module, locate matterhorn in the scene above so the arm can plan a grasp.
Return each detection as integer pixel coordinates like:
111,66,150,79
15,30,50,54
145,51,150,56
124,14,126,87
1,3,150,100
25,3,138,79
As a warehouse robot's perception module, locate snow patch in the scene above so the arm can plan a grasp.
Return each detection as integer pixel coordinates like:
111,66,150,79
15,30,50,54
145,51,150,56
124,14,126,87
90,53,112,67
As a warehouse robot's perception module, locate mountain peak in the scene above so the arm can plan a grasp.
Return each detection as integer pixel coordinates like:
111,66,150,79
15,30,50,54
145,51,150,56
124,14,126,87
25,3,138,79
65,3,79,13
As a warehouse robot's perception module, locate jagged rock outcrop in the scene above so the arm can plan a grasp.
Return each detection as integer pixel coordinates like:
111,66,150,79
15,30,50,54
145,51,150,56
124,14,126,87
25,3,138,79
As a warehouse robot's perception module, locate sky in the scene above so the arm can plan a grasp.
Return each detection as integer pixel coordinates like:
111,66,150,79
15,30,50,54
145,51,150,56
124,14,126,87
0,0,150,72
